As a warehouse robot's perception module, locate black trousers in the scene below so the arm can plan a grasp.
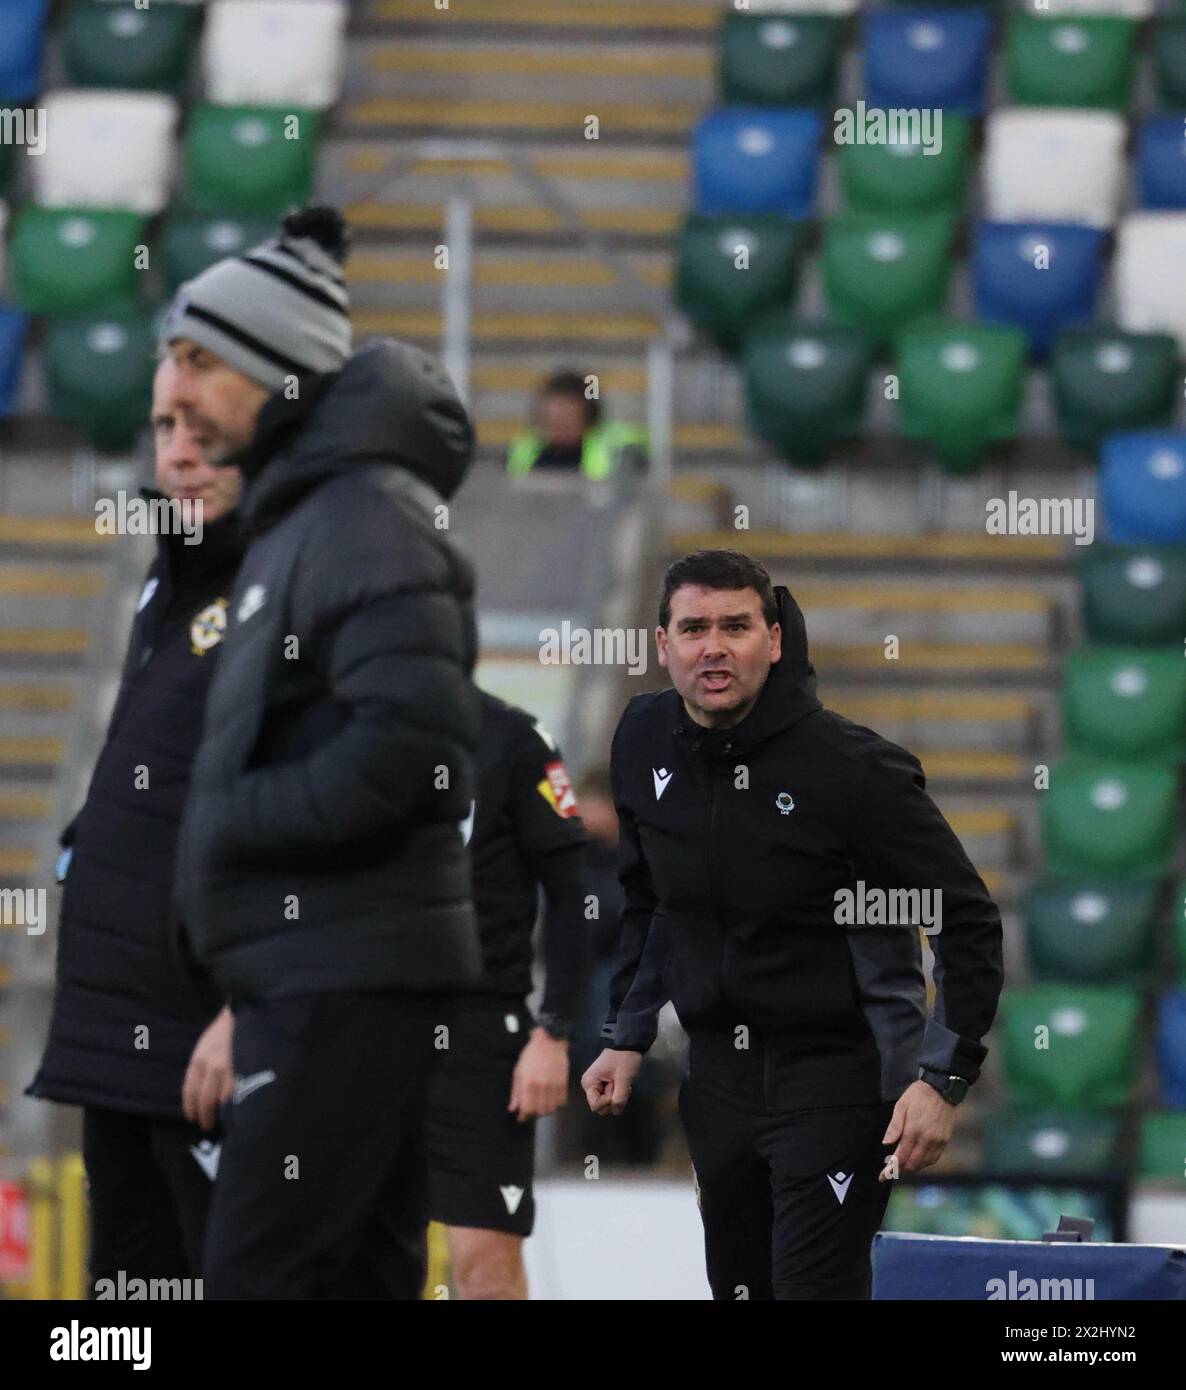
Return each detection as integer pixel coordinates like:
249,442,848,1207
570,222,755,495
82,1105,218,1297
679,1077,895,1301
202,989,449,1300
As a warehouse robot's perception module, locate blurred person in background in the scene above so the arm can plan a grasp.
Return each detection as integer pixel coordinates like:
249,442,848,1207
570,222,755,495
27,356,243,1295
163,206,482,1300
428,691,589,1299
582,549,1004,1300
506,369,648,480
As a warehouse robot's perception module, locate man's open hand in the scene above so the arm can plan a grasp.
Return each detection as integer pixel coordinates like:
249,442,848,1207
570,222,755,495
508,1028,570,1122
181,1005,234,1132
879,1079,958,1181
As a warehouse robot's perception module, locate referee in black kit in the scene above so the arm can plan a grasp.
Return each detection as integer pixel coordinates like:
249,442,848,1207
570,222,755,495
582,549,1004,1300
428,689,589,1299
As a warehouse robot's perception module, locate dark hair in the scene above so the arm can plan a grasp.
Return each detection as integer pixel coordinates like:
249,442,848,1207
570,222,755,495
659,549,778,631
539,369,601,427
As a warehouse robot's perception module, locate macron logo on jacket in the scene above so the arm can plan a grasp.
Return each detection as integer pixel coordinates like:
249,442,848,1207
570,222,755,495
653,767,673,800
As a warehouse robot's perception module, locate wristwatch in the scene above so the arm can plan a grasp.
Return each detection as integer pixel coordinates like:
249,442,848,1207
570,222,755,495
536,1013,573,1042
919,1068,969,1106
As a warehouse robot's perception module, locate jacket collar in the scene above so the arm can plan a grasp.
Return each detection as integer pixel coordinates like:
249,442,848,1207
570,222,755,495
140,486,245,582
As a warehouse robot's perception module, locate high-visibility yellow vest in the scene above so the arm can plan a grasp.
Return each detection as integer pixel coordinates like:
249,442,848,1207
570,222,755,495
506,422,648,481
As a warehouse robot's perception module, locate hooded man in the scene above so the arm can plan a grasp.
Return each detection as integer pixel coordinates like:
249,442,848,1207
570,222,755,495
28,356,244,1293
162,206,483,1299
582,549,1004,1301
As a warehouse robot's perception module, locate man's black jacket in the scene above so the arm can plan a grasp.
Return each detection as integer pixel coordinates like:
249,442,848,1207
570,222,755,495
173,340,484,1000
602,585,1004,1108
28,502,242,1118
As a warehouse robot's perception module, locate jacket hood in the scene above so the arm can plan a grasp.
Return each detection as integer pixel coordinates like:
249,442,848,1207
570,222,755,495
237,338,475,533
674,583,821,754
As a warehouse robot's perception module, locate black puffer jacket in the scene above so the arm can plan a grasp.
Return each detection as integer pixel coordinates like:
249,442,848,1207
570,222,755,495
173,340,484,1001
28,502,243,1118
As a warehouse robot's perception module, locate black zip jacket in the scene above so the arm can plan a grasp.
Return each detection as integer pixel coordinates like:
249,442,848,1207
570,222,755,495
173,340,484,1000
28,500,242,1118
602,585,1004,1107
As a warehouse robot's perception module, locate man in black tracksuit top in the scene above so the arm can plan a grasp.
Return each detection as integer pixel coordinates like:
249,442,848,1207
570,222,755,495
28,356,242,1290
428,690,589,1299
165,207,483,1299
582,549,1004,1301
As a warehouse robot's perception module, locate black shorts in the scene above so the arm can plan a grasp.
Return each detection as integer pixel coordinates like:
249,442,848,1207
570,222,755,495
427,998,536,1237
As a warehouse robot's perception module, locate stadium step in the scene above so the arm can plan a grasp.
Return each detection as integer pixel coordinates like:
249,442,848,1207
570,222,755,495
361,0,722,37
826,691,1047,754
352,308,663,345
670,530,1069,569
343,201,681,240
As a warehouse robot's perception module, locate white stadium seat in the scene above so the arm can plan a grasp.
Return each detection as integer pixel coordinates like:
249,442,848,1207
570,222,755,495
1115,213,1186,354
33,92,178,215
203,0,347,110
982,108,1126,230
1016,0,1155,17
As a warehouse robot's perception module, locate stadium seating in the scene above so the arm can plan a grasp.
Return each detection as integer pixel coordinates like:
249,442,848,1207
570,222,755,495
983,1110,1121,1176
0,0,49,103
1062,646,1186,763
1021,875,1161,984
42,311,156,453
1152,16,1186,109
1136,116,1186,210
185,102,323,215
692,108,823,218
1100,431,1186,544
837,114,971,215
743,323,875,464
1115,213,1186,352
821,210,956,346
162,209,278,294
1002,985,1142,1109
674,213,801,355
1005,15,1138,110
1080,545,1186,646
862,9,993,116
718,12,843,107
1156,989,1186,1108
982,109,1126,229
1139,1111,1186,1179
894,321,1027,471
1040,760,1178,879
0,307,27,419
61,0,198,93
12,207,147,316
972,221,1107,358
203,0,347,110
33,91,178,215
1050,328,1179,453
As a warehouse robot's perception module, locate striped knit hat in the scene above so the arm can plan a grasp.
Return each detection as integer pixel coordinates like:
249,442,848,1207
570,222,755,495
161,206,353,393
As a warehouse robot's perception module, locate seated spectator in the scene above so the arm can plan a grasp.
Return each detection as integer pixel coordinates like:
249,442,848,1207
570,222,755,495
507,370,647,481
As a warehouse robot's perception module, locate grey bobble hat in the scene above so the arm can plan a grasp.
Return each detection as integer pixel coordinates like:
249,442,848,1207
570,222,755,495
161,206,353,393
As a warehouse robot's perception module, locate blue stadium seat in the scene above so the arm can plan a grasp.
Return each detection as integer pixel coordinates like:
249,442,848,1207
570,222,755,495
693,108,822,218
1155,989,1186,1108
0,307,26,418
0,0,49,101
1101,431,1186,543
1136,116,1186,210
973,221,1107,358
864,8,993,116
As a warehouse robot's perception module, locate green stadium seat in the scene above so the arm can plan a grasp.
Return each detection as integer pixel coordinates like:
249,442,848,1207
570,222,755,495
43,311,156,453
162,209,278,293
185,103,322,216
821,211,956,347
1051,328,1179,455
1153,18,1186,110
895,321,1027,472
61,0,197,93
674,213,801,355
1172,877,1186,987
742,323,875,466
1139,1111,1186,1180
837,114,971,215
1041,759,1178,879
1021,875,1160,986
12,207,147,316
1007,16,1137,110
1002,985,1141,1109
1080,545,1186,646
1062,646,1186,762
983,1109,1121,1176
718,13,843,107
